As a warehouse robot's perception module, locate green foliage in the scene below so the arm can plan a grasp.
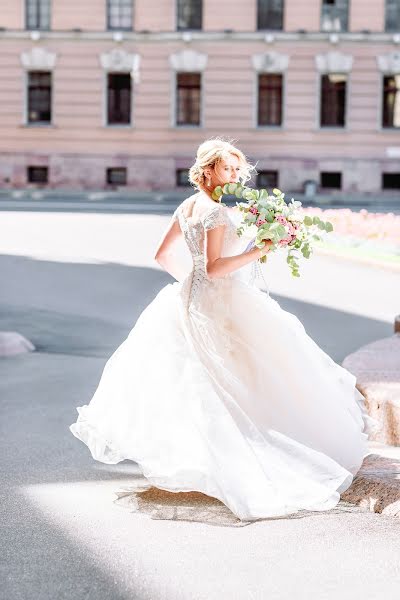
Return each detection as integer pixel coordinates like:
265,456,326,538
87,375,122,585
211,182,334,277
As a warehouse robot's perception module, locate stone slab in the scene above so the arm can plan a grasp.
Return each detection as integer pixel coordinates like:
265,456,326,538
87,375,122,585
342,442,400,518
343,334,400,445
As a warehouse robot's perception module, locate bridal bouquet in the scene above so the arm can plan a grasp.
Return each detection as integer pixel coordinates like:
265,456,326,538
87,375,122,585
212,183,333,277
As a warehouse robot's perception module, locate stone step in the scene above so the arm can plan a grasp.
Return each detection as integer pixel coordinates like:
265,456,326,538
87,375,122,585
343,324,400,446
342,442,400,518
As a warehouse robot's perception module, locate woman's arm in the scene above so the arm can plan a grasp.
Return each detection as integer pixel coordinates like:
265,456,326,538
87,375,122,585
154,214,187,283
205,224,272,280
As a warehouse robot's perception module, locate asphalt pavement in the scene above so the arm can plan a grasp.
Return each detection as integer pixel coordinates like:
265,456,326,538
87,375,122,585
1,207,400,600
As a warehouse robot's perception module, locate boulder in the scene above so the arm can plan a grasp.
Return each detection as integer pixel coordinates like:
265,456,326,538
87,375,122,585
343,331,400,446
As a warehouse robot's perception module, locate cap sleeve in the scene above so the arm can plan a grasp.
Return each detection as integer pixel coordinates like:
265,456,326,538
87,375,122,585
201,204,227,231
172,205,181,220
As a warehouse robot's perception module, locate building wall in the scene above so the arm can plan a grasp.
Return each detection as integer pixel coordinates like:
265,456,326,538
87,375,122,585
349,0,386,32
0,1,399,193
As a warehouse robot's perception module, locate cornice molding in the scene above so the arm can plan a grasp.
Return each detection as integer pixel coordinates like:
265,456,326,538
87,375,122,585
99,48,140,80
3,30,400,44
315,51,353,73
252,51,290,72
20,46,57,70
376,51,400,73
169,49,208,71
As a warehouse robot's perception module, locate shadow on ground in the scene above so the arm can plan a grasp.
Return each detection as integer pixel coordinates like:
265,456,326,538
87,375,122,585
0,252,393,599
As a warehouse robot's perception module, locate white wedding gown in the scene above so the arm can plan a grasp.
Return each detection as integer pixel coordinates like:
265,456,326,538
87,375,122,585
69,193,378,521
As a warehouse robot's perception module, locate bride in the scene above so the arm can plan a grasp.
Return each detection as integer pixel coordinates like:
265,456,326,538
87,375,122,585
70,138,378,522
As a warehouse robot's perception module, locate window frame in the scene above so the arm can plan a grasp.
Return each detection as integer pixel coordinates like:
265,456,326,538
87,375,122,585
382,172,400,190
385,0,400,32
255,72,285,129
173,71,203,128
25,69,53,126
104,71,134,127
176,0,203,31
176,168,192,187
27,165,49,185
256,170,279,189
256,0,284,31
106,167,128,186
106,0,133,31
25,0,51,31
320,171,342,189
381,73,400,130
320,0,349,33
317,71,349,130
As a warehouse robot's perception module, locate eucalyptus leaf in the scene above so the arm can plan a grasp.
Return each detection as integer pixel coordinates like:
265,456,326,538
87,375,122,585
303,215,313,226
325,222,333,233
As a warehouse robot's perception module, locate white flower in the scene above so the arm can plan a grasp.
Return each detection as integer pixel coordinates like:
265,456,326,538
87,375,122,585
242,224,258,239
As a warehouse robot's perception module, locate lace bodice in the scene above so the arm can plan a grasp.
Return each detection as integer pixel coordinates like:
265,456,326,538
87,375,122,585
173,198,240,260
172,194,259,310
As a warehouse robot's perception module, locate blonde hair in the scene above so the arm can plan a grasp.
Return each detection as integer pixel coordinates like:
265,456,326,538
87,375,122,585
188,137,256,190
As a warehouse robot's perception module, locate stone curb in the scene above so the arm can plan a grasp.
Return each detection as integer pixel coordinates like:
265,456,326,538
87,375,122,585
343,331,400,446
342,447,400,518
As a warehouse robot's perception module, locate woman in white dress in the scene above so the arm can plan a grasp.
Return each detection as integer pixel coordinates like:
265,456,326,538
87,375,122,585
69,138,378,522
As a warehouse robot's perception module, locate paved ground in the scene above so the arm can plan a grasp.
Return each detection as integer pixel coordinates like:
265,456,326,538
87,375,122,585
1,209,400,599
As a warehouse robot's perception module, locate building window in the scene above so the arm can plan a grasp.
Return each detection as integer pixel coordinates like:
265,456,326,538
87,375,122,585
258,74,283,126
107,73,131,125
321,0,349,32
257,170,279,189
385,0,400,32
176,169,191,187
27,71,52,124
257,0,284,30
25,0,51,30
106,167,127,185
176,169,191,186
320,74,346,127
177,0,202,30
107,0,133,30
382,75,400,128
176,73,201,126
382,173,400,189
27,166,48,184
320,172,342,189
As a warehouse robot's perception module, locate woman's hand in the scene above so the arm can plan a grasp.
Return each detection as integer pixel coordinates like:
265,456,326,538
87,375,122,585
257,239,274,259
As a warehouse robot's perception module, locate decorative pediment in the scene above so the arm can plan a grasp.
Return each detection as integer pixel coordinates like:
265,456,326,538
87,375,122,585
20,47,57,70
100,48,140,73
169,49,208,72
377,52,400,74
251,52,290,73
315,51,353,73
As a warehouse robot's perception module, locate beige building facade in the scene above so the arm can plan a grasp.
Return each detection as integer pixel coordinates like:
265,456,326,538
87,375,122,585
0,0,399,194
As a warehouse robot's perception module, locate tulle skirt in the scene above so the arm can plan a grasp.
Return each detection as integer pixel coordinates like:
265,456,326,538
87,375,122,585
69,275,379,521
